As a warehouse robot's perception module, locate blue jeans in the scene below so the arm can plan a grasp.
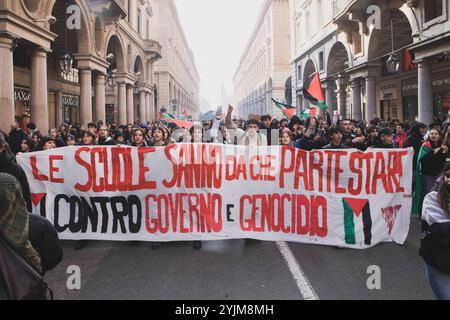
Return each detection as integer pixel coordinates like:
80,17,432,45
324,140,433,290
425,263,450,300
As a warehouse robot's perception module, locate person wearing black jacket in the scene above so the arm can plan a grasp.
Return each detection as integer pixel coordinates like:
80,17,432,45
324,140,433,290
421,162,450,300
8,124,27,154
340,119,365,150
260,114,273,145
405,122,427,167
0,137,32,212
97,125,116,146
322,127,349,150
370,128,395,149
28,214,63,275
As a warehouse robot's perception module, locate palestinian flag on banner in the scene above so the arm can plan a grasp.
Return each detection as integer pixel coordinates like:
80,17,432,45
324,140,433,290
342,198,373,246
303,72,329,111
31,193,47,217
272,98,297,119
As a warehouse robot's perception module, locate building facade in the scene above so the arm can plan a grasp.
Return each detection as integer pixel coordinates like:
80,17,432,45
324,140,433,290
0,0,164,134
153,0,200,119
233,0,291,119
290,0,450,124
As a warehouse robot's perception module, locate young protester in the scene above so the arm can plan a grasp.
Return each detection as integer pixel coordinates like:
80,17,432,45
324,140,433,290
413,129,448,215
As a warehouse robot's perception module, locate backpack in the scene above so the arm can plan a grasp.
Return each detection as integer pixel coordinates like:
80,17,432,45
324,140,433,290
0,237,53,300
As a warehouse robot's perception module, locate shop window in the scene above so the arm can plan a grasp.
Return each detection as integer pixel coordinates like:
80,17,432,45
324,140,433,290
63,94,79,124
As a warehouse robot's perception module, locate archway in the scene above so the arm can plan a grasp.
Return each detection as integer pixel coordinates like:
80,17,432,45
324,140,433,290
50,0,92,56
303,59,317,82
327,42,350,77
368,9,413,71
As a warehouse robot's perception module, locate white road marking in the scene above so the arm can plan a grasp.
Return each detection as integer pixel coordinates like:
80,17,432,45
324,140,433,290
276,241,319,300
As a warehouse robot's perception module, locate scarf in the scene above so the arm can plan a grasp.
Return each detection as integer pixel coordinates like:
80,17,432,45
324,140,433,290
0,173,42,274
412,141,433,215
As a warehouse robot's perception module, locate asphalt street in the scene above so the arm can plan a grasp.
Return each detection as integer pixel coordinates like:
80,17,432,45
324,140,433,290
46,216,434,300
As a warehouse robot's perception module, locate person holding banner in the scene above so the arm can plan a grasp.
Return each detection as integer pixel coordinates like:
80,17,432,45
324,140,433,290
322,127,349,150
97,125,116,146
340,119,365,150
149,125,170,147
279,128,295,147
20,137,36,153
82,131,97,146
371,128,395,149
190,124,206,144
66,134,77,147
131,128,149,148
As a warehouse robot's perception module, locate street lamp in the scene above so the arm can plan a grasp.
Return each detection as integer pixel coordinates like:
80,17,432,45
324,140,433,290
134,83,140,95
106,71,117,88
59,53,73,75
335,74,346,88
172,99,178,115
386,20,400,75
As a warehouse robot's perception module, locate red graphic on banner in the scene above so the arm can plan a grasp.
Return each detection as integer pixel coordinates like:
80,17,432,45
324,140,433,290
381,205,401,235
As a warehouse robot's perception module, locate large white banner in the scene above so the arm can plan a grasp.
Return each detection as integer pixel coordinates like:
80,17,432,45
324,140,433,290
17,145,414,249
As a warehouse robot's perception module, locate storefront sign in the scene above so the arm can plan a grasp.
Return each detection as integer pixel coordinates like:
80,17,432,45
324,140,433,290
380,84,398,101
14,88,31,102
402,71,450,96
63,94,79,107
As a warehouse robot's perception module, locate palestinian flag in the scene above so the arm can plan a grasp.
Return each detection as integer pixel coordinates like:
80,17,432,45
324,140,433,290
299,108,315,119
303,73,329,111
412,141,433,215
160,112,176,120
272,98,297,119
342,198,373,246
31,193,47,217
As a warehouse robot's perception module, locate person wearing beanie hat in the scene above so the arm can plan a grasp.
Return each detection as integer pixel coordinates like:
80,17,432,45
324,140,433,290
36,136,57,151
114,132,127,145
371,128,395,149
66,134,77,146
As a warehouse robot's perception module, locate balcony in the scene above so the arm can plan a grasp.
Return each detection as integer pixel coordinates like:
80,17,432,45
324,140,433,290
143,39,162,60
88,0,127,21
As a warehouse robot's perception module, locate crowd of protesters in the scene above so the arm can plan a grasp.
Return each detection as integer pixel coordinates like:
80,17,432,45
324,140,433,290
3,107,450,299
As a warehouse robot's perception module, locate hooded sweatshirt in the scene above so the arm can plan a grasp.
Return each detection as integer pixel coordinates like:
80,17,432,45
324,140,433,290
0,150,32,212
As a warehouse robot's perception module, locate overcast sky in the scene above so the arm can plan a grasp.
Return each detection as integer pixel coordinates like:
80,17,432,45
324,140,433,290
174,0,265,111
